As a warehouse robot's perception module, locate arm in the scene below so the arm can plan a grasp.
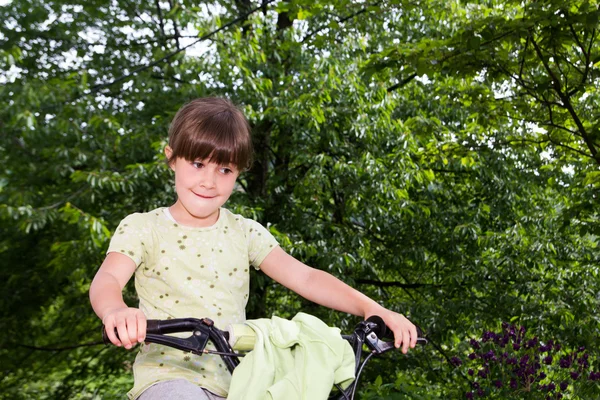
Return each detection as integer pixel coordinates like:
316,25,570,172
89,252,146,349
259,246,417,354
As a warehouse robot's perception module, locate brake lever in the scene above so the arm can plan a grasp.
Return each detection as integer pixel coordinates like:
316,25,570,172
365,331,429,354
365,332,395,354
143,330,210,356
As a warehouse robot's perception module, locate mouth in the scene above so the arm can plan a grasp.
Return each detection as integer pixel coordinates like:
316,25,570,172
192,191,216,199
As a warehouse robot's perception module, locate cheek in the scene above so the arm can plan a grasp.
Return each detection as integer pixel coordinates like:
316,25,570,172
173,173,184,187
222,176,237,191
174,170,193,190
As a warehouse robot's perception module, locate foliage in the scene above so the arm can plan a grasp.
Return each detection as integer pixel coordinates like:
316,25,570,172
452,323,600,398
0,0,598,398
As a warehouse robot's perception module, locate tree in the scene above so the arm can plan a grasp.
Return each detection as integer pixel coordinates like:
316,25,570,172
1,0,598,398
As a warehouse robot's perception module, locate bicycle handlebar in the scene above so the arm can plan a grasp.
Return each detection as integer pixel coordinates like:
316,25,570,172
102,316,427,400
102,316,427,352
103,317,240,372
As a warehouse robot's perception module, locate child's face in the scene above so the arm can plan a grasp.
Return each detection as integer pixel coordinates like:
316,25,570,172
166,148,239,227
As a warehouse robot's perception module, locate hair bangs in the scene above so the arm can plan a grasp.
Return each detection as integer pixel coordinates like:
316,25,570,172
168,98,253,170
180,130,238,166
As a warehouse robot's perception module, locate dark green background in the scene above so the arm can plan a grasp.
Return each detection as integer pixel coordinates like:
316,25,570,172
1,0,599,398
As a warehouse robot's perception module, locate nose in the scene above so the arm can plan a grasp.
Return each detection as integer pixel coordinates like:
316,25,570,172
198,168,216,189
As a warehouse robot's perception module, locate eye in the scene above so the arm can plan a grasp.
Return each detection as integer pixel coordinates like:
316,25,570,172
219,167,233,174
191,161,204,169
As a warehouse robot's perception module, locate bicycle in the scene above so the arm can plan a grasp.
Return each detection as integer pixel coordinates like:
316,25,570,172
103,315,428,400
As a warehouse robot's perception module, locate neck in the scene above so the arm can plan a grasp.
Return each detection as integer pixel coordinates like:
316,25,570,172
168,201,220,227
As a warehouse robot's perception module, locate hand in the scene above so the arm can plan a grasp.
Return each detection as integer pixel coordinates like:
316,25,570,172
102,307,147,349
365,307,417,354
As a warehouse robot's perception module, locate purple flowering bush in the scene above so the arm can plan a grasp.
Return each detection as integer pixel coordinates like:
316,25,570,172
451,323,600,399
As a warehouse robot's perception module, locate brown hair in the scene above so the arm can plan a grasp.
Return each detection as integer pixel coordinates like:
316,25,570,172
167,97,253,171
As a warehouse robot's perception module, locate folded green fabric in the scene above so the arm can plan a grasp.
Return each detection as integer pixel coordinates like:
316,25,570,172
227,312,355,400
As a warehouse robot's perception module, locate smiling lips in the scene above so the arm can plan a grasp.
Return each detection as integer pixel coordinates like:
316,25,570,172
192,191,216,199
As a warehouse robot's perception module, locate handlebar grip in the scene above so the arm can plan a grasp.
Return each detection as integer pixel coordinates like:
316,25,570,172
101,326,111,345
146,319,160,334
365,315,392,339
366,315,427,344
102,319,161,345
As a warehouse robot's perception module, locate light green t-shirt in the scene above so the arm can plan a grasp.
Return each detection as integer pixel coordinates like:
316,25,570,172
106,207,279,399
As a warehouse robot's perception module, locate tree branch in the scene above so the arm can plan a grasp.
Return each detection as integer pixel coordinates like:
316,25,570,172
150,73,192,84
168,0,182,49
566,24,593,97
519,35,530,80
12,341,104,352
301,1,383,43
155,0,166,39
530,34,599,163
387,73,417,92
356,278,441,289
121,0,160,26
42,0,278,112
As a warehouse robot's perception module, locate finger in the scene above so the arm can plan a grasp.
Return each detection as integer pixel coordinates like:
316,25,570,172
137,312,147,343
392,326,402,349
105,320,122,347
117,319,132,349
401,330,410,354
125,314,138,348
410,325,418,348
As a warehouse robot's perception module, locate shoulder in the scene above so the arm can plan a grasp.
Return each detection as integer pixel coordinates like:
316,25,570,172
220,208,266,232
220,208,278,247
116,208,166,230
108,209,166,257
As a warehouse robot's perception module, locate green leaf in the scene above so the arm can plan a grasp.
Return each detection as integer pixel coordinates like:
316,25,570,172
583,171,600,187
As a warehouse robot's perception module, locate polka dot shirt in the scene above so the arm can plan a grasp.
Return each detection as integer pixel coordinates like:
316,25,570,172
107,207,279,399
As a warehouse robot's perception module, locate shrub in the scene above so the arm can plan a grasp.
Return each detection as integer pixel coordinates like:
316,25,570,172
451,323,600,399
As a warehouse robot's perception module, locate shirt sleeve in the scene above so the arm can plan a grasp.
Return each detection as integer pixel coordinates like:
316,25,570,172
242,218,279,269
106,213,147,267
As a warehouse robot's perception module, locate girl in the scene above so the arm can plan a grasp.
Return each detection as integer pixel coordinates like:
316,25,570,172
89,97,417,400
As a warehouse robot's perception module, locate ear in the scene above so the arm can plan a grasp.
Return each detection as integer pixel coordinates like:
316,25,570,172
164,146,175,170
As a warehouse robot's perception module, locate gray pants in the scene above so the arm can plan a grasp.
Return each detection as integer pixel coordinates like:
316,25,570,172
138,379,226,400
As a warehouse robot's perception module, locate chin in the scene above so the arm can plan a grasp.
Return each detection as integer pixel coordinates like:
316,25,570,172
190,208,220,219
